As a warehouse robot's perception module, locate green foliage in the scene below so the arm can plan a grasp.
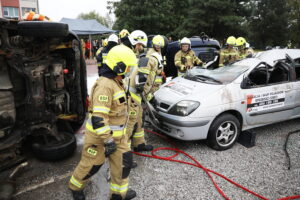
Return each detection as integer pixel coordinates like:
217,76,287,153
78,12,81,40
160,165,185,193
249,0,289,48
113,0,188,39
112,0,299,48
287,0,300,47
177,0,250,40
78,11,109,27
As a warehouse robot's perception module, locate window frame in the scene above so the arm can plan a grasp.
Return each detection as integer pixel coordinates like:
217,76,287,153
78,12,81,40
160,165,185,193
242,61,292,89
3,7,19,18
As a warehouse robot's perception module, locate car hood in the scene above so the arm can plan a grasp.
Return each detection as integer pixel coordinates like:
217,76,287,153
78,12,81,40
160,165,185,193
154,77,225,107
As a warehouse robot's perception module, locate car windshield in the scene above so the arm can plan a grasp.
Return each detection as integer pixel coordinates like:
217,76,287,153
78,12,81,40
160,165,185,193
184,64,250,84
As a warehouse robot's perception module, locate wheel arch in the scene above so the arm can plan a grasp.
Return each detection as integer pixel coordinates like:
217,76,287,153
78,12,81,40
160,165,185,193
211,109,243,128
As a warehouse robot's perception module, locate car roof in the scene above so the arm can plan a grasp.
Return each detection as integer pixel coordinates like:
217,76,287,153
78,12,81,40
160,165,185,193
254,49,300,66
190,37,220,49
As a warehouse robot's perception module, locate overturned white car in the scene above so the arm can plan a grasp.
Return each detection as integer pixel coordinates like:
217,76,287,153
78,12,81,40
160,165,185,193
150,49,300,150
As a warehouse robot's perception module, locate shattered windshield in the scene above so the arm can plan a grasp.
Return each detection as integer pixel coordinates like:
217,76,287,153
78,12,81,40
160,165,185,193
184,64,250,84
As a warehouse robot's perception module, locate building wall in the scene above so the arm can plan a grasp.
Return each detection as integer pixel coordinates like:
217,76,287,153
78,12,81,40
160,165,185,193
1,0,20,19
0,1,2,18
19,0,38,16
1,0,19,7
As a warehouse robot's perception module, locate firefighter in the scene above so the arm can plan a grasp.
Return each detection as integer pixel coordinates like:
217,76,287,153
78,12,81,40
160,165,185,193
139,35,165,102
235,37,254,59
69,45,137,200
219,36,239,67
147,35,164,56
124,30,154,157
96,38,108,54
96,34,119,76
174,37,203,76
119,29,130,44
245,42,255,57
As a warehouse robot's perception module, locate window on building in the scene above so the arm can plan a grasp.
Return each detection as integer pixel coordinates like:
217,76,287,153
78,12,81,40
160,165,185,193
3,7,19,19
22,7,37,16
21,0,37,2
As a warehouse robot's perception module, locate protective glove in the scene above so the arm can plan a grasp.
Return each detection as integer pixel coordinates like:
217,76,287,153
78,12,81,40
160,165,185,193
161,71,166,83
180,65,186,71
181,57,187,64
104,138,117,157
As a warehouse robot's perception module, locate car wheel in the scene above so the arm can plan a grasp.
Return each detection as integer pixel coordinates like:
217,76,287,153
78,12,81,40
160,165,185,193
18,21,69,37
31,131,76,160
207,114,240,150
69,120,85,132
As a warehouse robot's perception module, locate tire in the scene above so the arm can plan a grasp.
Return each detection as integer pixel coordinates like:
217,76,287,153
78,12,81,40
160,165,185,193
18,21,69,37
207,114,241,151
69,120,85,132
31,131,76,160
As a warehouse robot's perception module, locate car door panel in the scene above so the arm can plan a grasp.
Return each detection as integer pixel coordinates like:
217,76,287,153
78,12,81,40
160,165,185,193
244,83,294,125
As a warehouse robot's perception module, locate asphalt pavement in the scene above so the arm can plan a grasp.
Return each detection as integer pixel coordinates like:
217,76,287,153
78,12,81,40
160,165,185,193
1,62,299,200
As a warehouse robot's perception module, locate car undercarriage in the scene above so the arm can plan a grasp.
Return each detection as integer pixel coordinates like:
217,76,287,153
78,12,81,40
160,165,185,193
0,19,87,171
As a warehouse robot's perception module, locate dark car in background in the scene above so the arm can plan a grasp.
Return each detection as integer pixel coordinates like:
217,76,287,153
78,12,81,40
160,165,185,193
165,35,221,77
0,18,87,171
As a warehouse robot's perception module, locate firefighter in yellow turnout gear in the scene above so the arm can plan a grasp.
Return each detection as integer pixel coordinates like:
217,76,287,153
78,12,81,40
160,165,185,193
219,36,239,67
141,35,166,102
174,37,203,76
69,45,138,200
122,30,154,158
236,37,254,59
96,34,119,76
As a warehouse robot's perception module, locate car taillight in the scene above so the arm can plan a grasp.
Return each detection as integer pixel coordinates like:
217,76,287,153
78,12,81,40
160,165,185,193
63,69,69,74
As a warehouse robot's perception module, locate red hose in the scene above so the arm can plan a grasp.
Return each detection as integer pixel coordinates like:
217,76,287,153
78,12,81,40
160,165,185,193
132,129,300,200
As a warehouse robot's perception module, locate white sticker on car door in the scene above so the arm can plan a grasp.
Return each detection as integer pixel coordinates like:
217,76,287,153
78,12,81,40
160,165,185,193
246,91,285,113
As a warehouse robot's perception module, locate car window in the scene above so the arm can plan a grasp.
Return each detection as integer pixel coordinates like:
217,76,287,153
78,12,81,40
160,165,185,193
268,62,289,84
193,47,218,63
246,61,289,88
247,63,268,86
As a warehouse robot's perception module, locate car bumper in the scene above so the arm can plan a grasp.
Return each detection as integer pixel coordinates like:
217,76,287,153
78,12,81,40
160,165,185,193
150,105,213,141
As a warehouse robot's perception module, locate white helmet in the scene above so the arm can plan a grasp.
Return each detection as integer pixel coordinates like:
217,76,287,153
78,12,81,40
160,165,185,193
245,42,250,48
108,34,119,44
129,30,148,47
151,52,163,69
180,37,191,46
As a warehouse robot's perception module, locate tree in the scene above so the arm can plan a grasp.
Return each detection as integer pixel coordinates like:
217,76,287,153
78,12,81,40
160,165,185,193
177,0,250,41
113,0,188,39
77,11,109,27
249,0,289,48
113,0,250,40
287,0,300,47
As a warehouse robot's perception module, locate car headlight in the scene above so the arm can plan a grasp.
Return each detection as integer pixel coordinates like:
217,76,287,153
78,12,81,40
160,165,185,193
168,100,200,116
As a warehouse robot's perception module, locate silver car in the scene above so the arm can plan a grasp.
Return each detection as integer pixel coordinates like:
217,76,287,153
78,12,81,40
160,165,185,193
150,49,300,150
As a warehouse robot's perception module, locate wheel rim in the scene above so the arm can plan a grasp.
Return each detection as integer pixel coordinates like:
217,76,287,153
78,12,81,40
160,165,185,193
216,121,238,147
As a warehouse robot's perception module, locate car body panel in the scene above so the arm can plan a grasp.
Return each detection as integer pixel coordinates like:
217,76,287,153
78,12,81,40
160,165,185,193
152,49,300,141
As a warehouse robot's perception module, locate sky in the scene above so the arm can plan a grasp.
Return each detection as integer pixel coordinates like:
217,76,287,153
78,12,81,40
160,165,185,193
39,0,112,22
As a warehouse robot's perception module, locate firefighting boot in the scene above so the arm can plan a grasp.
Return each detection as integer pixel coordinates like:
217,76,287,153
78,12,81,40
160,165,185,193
110,189,137,200
70,189,85,200
125,189,137,200
133,143,153,152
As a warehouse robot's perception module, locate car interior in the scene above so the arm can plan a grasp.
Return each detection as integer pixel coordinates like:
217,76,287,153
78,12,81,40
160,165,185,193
247,61,290,87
